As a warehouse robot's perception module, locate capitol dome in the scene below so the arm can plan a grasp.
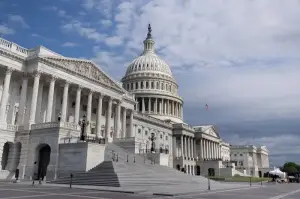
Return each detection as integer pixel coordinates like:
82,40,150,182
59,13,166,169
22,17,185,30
121,24,183,123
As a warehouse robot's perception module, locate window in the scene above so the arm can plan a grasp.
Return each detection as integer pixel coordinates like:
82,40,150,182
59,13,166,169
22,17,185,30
145,130,148,135
240,154,243,156
82,105,87,111
234,154,237,157
146,82,149,89
135,82,138,89
92,108,97,114
151,82,154,89
138,129,141,134
240,161,244,166
160,134,163,139
72,101,75,108
165,135,168,140
141,82,144,89
131,83,133,90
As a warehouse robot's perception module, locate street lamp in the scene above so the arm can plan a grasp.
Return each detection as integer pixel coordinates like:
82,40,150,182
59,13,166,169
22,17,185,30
148,133,156,153
78,115,89,141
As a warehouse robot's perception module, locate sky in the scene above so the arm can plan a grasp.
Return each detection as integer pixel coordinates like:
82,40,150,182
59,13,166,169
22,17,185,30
1,0,300,166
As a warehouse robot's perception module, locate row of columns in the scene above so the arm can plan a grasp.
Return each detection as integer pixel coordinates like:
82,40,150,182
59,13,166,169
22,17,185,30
0,68,134,140
126,80,177,94
201,138,221,160
179,135,196,159
136,97,183,118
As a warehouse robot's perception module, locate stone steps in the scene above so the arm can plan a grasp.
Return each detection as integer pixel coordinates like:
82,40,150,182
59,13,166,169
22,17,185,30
50,143,216,188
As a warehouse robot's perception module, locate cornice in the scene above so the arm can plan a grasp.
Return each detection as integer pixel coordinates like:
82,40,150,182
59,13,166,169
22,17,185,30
134,112,173,129
0,48,26,63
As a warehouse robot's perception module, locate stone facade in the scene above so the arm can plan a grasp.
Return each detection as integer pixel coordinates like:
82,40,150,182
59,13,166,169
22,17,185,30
0,25,270,181
230,145,270,177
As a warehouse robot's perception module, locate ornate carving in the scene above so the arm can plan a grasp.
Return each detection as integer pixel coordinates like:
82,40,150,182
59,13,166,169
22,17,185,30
43,57,121,91
50,75,58,82
32,70,41,78
6,67,14,75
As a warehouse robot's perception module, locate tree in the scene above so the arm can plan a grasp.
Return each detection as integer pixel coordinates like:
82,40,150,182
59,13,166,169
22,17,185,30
282,162,300,174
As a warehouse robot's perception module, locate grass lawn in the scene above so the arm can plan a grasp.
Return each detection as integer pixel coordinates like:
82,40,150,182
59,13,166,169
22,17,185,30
210,176,270,182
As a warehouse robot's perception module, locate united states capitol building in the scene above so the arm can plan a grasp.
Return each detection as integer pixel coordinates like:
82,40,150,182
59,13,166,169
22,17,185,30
0,25,270,182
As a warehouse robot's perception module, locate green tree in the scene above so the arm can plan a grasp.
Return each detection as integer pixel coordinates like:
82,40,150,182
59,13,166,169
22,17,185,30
282,162,300,174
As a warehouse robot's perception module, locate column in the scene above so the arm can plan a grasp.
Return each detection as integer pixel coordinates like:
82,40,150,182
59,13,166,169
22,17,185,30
194,139,197,159
204,140,208,159
173,101,175,116
105,97,112,140
155,98,158,114
86,90,93,134
115,101,121,138
200,139,203,159
188,137,191,158
122,108,127,138
181,135,184,157
191,138,194,159
149,97,151,112
159,99,162,114
184,136,187,158
29,71,41,124
96,94,103,138
164,100,167,115
46,76,56,122
35,82,44,123
129,110,134,137
142,97,145,113
0,68,13,122
61,81,69,122
74,85,82,124
17,73,28,124
181,104,183,118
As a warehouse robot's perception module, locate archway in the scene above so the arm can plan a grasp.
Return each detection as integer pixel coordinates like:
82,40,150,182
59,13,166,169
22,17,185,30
208,168,215,176
35,144,51,180
258,171,262,178
176,164,180,170
196,165,201,175
1,142,10,170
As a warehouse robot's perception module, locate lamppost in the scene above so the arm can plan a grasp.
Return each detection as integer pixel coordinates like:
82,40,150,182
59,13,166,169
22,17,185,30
148,133,156,153
78,115,89,141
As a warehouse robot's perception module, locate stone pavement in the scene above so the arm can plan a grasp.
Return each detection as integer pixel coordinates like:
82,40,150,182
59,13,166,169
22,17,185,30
0,182,299,198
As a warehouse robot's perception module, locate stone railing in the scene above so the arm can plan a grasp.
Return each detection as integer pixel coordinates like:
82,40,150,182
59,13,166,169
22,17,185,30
0,123,18,131
31,122,80,131
0,37,28,57
173,123,195,132
134,112,173,128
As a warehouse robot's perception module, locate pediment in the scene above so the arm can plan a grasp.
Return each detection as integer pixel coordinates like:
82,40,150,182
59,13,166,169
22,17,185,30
42,56,124,92
194,125,219,138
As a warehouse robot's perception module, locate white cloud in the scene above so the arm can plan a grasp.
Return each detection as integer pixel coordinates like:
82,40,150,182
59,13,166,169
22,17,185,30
0,25,14,35
105,36,123,46
63,0,300,123
61,42,79,47
61,21,107,42
8,15,29,28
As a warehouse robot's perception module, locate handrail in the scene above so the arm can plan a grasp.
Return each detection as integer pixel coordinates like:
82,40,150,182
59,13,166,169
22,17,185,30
60,136,105,144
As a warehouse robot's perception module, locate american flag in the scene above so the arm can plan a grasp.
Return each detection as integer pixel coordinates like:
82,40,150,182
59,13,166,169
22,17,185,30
205,104,209,110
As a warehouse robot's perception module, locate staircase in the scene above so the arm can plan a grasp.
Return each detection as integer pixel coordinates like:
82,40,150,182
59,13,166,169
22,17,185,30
50,143,220,188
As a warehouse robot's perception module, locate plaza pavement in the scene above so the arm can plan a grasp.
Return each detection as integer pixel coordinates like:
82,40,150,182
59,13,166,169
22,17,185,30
0,182,299,198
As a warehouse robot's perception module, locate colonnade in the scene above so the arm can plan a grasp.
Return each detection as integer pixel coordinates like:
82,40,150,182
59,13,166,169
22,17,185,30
200,138,221,160
174,135,196,159
0,67,134,140
136,97,182,118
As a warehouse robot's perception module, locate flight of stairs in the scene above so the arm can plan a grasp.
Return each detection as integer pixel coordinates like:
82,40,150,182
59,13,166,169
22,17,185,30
50,143,219,188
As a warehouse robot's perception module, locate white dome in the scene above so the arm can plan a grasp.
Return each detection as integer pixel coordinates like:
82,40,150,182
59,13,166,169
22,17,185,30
125,53,173,77
121,24,183,123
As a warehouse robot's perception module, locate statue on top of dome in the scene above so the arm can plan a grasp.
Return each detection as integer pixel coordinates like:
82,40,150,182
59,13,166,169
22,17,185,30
147,24,152,39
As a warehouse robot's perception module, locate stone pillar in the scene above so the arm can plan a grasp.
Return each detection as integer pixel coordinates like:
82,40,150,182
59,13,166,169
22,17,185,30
29,71,41,124
61,81,69,122
184,136,187,158
204,140,207,159
200,139,203,159
173,101,175,116
105,97,113,141
74,86,82,124
46,76,56,122
17,73,28,124
191,138,194,159
181,104,183,119
86,90,93,134
35,82,44,123
155,98,158,114
164,100,167,115
122,108,127,138
96,94,103,138
181,135,184,157
194,139,197,159
159,99,162,114
115,101,121,139
0,68,13,122
148,97,151,113
142,97,145,113
129,110,134,137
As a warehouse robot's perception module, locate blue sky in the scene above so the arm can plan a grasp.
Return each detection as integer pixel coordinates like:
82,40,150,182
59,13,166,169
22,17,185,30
1,0,300,166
